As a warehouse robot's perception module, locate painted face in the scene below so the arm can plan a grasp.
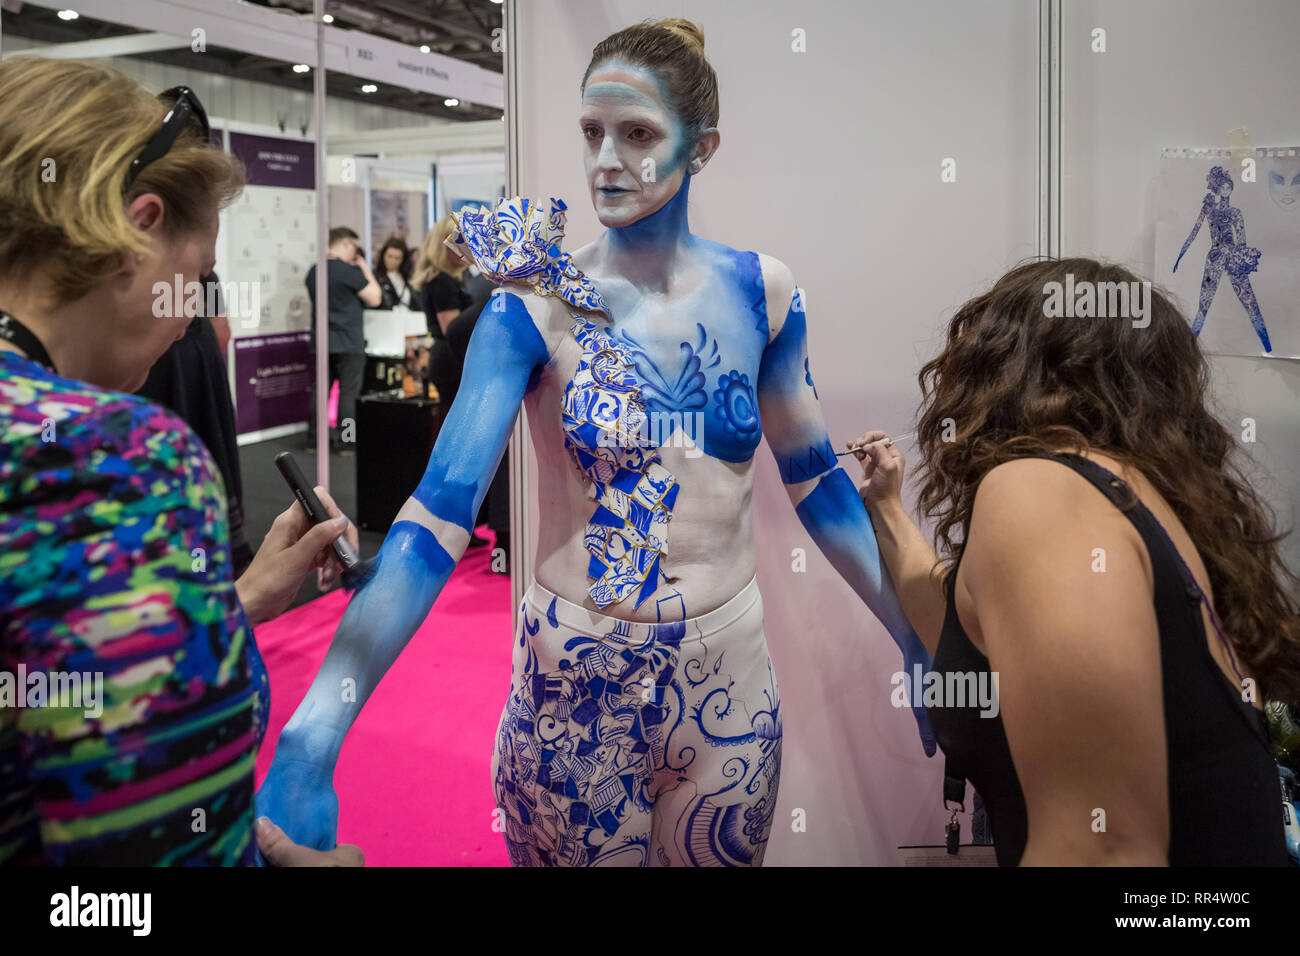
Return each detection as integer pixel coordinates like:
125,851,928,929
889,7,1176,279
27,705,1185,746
383,246,405,272
580,61,692,228
1268,158,1300,211
1218,178,1234,198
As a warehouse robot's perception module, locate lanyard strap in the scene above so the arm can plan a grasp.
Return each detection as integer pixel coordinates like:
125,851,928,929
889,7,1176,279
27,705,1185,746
0,310,56,373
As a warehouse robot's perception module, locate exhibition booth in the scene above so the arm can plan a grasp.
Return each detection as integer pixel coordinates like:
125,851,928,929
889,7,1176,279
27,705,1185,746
1,0,1297,879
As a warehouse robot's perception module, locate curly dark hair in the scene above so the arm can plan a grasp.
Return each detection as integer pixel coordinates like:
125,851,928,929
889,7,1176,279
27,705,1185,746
914,256,1300,708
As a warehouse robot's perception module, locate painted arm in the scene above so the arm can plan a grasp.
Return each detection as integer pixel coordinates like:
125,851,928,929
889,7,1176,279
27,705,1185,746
1173,201,1209,272
255,291,549,852
755,267,936,756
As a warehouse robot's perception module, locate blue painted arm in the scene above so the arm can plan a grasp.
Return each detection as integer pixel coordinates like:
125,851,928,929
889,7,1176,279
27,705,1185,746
756,291,937,757
1174,202,1208,273
256,292,550,851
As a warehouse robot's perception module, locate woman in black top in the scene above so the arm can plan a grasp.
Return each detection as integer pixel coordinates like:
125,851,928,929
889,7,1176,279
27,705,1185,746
373,237,413,310
411,217,473,402
850,257,1296,866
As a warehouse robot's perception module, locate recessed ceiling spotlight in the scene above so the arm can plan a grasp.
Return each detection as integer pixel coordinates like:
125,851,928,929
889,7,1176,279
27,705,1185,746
420,44,431,53
292,64,310,74
361,84,378,93
57,9,79,19
444,97,460,107
322,14,334,23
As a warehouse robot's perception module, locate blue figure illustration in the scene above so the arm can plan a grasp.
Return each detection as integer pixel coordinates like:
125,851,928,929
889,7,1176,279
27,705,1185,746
1173,165,1271,353
257,19,933,867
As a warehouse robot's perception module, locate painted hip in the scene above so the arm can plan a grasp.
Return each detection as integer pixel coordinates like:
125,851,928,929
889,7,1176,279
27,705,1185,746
491,578,783,866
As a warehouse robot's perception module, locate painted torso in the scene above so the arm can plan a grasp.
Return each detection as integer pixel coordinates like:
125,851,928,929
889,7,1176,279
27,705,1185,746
1206,197,1241,248
524,238,771,624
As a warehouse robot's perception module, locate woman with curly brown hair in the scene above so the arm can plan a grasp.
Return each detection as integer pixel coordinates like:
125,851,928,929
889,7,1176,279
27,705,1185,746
852,257,1296,866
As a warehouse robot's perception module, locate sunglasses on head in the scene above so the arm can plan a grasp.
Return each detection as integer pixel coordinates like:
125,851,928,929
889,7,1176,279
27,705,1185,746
122,86,212,193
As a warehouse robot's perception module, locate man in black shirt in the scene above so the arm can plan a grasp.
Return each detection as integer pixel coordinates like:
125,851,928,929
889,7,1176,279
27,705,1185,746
305,227,381,454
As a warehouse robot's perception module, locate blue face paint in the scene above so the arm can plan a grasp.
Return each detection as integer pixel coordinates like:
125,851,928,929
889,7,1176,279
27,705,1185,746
582,80,661,109
606,174,692,254
583,59,691,160
582,60,696,234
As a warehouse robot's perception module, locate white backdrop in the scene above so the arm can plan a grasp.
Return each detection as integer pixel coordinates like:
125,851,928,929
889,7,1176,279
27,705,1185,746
511,0,1040,864
1061,0,1300,578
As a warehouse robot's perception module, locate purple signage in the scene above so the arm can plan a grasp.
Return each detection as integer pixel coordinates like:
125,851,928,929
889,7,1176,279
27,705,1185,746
234,332,313,433
228,132,315,189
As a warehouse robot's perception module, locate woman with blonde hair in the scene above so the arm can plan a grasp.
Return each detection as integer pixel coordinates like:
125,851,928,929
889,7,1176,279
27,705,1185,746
411,216,475,403
0,57,361,866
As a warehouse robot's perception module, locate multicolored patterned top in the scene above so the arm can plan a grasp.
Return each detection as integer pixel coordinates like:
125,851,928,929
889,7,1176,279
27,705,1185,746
0,349,267,865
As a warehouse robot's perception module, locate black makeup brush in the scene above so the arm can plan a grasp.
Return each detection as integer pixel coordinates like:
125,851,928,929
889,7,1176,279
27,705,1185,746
274,451,377,590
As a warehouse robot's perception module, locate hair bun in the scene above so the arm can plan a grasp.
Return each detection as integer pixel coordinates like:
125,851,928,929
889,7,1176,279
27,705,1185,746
658,17,705,50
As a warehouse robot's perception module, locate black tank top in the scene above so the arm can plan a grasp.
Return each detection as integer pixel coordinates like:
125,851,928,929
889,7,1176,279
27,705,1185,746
928,452,1285,866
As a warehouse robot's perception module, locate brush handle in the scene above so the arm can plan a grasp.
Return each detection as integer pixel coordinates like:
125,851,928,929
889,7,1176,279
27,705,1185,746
274,451,359,572
837,430,916,457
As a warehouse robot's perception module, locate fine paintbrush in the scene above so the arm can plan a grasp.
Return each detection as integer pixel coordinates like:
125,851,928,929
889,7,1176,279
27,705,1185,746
274,451,377,590
836,430,916,457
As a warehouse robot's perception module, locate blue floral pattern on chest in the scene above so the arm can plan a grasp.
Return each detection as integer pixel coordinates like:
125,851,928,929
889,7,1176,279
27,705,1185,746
562,318,680,611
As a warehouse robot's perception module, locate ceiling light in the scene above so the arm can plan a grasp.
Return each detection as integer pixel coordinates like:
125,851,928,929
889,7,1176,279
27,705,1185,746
361,84,378,93
444,98,460,107
322,14,334,23
419,44,431,53
57,9,79,19
292,64,310,73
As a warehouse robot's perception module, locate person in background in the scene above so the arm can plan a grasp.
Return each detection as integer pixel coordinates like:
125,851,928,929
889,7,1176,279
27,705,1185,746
411,217,472,402
304,226,380,455
136,270,254,576
0,57,362,865
374,237,413,310
462,262,496,304
411,219,491,547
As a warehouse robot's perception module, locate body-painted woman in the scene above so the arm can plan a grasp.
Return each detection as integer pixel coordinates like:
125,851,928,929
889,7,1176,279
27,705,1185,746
257,18,933,867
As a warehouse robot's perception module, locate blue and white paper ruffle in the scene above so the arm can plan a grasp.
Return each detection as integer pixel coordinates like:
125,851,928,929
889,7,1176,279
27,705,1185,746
562,320,679,610
446,196,610,315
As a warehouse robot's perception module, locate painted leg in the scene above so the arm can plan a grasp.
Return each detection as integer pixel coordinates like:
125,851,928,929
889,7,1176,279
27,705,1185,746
1192,257,1224,336
1229,274,1272,353
491,595,672,866
651,594,783,867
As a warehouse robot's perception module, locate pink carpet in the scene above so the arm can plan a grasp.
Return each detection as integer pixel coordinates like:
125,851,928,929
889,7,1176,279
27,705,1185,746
252,529,513,866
